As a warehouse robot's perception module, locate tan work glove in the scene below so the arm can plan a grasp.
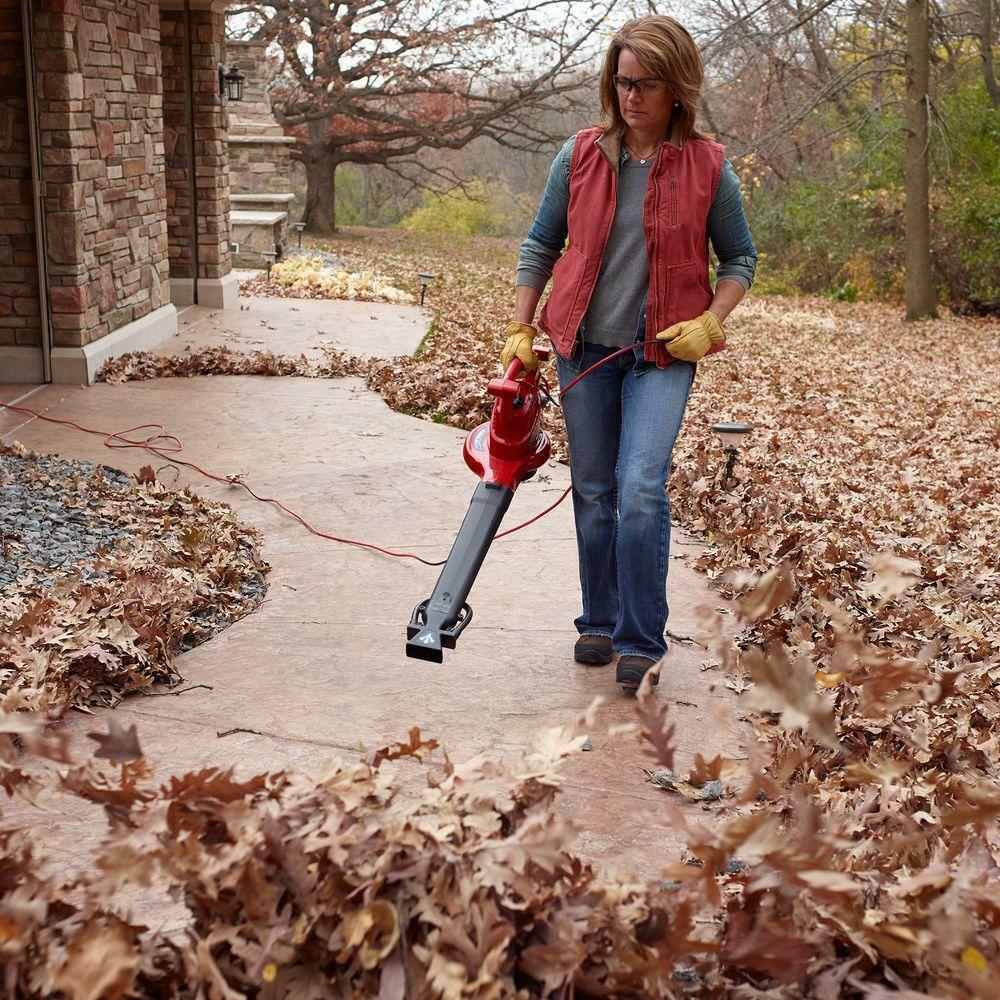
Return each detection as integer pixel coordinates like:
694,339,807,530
655,311,726,362
499,321,540,373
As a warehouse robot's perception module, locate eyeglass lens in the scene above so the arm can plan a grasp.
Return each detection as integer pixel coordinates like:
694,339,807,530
614,75,665,96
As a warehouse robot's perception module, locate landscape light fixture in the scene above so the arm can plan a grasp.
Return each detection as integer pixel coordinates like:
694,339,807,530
219,64,246,101
293,221,306,248
261,249,278,281
710,422,753,485
417,272,438,307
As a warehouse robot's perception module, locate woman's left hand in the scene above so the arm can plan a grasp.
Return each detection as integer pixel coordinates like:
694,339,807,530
655,311,726,362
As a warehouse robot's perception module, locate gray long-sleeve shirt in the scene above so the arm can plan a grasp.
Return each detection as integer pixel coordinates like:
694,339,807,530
517,135,759,349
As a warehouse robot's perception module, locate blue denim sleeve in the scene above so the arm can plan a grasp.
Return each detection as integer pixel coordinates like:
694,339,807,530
707,158,758,291
515,135,575,291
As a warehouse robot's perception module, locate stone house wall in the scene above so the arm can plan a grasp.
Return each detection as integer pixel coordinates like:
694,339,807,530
33,0,170,348
0,0,41,349
35,0,169,345
229,137,293,197
161,11,195,281
0,0,236,384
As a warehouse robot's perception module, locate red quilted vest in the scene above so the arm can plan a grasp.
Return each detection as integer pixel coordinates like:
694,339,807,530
538,126,727,368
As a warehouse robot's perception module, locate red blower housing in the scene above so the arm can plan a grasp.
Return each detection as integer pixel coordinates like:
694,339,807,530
464,349,553,490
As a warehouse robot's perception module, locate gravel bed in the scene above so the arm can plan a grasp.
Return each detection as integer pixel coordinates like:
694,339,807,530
180,569,268,652
1,448,267,650
0,452,131,594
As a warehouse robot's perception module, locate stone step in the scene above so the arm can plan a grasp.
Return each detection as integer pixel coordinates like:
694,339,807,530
227,120,286,137
230,193,296,206
231,210,288,226
228,134,298,146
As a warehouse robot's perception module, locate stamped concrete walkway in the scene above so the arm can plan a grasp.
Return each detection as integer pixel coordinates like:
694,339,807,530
164,295,431,361
2,296,746,896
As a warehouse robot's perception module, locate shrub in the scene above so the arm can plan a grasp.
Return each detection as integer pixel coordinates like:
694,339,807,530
744,65,998,305
401,178,534,238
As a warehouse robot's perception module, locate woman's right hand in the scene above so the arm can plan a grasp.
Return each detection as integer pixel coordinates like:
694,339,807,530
499,322,540,373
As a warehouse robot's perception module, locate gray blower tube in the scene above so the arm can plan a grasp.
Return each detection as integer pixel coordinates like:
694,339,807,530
406,480,514,662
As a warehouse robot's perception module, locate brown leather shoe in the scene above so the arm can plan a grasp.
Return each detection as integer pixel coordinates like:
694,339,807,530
574,633,613,665
616,654,659,693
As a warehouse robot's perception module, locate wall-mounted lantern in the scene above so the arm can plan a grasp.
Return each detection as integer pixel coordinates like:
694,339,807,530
219,64,246,101
711,422,753,485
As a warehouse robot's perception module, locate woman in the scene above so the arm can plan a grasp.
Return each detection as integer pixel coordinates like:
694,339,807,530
501,15,757,694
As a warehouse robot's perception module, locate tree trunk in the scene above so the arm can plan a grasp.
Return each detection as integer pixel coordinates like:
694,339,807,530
904,0,937,320
302,144,338,234
981,0,1000,109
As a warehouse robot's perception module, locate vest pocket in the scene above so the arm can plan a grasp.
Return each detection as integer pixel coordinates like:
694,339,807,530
664,257,701,325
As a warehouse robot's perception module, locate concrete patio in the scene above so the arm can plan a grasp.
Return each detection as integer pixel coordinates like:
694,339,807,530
2,296,747,903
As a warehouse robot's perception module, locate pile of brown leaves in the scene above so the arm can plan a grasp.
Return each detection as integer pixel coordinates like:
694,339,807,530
686,563,999,995
1,564,996,997
0,703,703,998
0,445,269,712
99,345,370,384
238,257,413,303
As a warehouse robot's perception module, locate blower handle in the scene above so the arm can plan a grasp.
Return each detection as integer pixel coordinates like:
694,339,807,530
488,360,524,401
488,346,550,400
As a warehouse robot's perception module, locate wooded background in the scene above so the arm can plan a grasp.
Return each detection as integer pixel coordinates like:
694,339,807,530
229,0,999,318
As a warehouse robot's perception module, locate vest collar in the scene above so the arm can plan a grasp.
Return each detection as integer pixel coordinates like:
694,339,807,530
595,125,684,174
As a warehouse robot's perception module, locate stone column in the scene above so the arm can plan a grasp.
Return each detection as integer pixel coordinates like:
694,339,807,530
30,0,176,382
160,1,235,308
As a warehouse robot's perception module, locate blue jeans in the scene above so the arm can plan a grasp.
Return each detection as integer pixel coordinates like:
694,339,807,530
556,339,696,662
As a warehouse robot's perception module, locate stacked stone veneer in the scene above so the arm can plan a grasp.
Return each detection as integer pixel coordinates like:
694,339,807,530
31,0,170,348
0,0,41,350
226,39,295,267
160,7,231,289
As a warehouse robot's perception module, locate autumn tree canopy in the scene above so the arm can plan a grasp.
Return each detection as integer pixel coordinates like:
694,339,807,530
229,0,615,231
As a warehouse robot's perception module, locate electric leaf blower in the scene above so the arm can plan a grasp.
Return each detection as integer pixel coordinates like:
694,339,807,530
406,346,552,662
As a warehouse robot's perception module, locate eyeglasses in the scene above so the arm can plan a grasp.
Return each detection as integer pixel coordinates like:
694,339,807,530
613,74,669,97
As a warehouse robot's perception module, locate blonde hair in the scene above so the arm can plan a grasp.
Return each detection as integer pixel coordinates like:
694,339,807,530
597,15,711,143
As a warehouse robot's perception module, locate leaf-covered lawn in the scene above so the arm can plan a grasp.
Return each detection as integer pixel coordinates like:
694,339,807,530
11,226,1000,994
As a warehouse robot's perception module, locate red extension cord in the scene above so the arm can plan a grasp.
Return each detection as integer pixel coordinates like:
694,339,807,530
0,340,668,568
